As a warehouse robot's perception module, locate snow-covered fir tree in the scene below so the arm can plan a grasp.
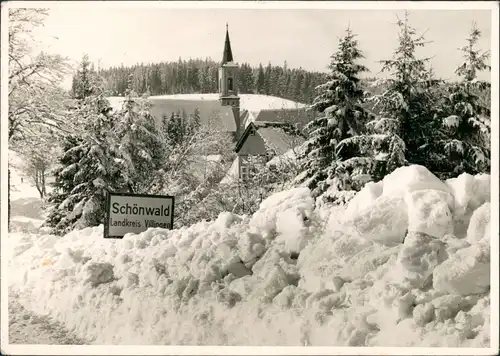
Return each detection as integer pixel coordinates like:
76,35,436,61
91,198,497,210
297,27,398,199
368,11,441,171
44,134,86,231
431,22,491,178
71,54,103,100
163,112,187,148
45,65,129,234
114,77,166,193
44,91,128,234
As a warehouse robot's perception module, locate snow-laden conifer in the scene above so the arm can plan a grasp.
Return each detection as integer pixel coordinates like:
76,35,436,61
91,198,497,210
368,11,441,170
297,27,399,200
431,22,491,177
114,75,166,193
45,63,127,234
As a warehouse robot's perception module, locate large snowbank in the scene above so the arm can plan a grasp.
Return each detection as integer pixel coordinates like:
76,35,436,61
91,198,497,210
9,165,492,347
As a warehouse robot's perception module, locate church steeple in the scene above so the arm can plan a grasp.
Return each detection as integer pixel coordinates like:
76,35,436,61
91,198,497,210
218,23,241,140
222,23,234,64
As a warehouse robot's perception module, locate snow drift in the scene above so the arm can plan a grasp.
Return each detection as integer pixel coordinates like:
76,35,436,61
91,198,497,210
9,165,491,347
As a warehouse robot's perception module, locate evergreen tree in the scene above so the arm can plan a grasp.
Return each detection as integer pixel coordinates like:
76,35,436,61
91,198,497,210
297,27,401,198
72,54,101,100
114,76,167,193
45,72,128,234
255,64,266,94
241,63,255,93
45,93,128,234
192,108,201,130
369,11,441,171
293,70,304,102
264,62,273,95
44,134,86,231
432,22,491,177
163,111,187,148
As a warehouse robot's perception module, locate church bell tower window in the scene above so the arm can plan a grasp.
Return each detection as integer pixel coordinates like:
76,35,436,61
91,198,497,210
228,77,233,92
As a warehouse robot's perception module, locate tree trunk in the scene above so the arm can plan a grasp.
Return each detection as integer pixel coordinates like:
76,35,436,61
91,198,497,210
34,169,43,199
41,167,47,198
8,169,11,231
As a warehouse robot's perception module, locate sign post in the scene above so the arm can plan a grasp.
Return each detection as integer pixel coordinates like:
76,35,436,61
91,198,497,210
104,192,175,239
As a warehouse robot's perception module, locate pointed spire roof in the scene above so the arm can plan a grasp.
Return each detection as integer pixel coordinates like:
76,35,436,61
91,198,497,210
222,23,234,64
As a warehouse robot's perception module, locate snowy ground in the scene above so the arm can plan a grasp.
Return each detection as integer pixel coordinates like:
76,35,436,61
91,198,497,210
8,151,88,345
6,157,493,348
9,291,89,345
8,152,50,234
107,93,307,113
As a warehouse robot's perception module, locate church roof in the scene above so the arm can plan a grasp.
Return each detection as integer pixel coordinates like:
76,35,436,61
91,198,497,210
222,23,234,65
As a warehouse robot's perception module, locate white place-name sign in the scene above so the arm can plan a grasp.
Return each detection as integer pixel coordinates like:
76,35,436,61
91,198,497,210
104,192,175,238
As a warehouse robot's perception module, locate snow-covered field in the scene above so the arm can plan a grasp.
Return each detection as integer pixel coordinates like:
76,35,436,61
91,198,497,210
107,94,307,113
7,162,493,348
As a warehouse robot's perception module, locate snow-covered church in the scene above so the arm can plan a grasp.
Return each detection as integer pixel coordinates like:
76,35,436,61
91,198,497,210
110,25,313,137
109,25,314,179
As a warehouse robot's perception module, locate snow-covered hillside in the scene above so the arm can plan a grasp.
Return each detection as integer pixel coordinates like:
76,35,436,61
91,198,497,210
8,164,492,347
107,94,306,114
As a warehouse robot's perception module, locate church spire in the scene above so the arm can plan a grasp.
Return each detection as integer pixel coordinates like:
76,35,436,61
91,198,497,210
222,23,234,64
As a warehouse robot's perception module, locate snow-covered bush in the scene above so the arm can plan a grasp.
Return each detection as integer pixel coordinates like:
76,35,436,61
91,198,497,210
174,156,294,228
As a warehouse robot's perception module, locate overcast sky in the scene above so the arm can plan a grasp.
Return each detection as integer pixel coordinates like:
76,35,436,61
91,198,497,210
28,4,493,88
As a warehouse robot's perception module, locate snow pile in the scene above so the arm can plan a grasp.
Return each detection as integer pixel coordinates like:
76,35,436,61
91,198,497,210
9,165,492,347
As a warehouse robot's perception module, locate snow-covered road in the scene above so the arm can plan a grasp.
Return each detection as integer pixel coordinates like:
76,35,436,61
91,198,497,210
9,292,89,345
7,152,83,345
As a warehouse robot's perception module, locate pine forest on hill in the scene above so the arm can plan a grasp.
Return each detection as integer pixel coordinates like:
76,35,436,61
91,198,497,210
97,59,330,104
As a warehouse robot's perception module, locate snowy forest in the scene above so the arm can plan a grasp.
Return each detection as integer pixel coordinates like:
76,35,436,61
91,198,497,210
8,9,491,235
96,59,329,104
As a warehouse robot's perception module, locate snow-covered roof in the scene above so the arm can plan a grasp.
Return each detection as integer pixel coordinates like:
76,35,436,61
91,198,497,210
235,122,305,156
245,107,315,131
257,125,305,156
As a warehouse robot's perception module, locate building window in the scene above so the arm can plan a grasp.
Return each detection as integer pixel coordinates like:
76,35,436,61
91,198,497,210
240,156,251,181
219,78,222,92
240,164,249,181
228,77,233,92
